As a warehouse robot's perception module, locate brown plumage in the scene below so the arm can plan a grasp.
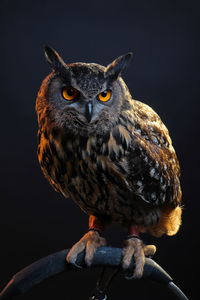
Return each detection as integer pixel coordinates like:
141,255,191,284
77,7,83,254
36,46,182,278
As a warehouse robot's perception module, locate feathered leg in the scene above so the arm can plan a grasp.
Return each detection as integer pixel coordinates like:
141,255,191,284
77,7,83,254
66,215,106,267
122,226,156,278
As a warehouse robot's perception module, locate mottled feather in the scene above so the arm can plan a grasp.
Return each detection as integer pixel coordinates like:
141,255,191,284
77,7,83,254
36,49,182,236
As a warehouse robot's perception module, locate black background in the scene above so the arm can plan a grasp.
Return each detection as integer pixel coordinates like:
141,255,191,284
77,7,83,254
0,0,199,299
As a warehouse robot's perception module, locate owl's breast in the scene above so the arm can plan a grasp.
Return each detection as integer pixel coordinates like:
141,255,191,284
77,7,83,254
38,118,181,225
38,127,132,218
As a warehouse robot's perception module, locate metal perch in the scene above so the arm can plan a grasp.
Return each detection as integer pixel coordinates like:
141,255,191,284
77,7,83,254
0,246,188,300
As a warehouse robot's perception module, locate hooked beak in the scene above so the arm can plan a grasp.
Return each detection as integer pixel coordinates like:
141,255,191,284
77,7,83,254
85,102,93,122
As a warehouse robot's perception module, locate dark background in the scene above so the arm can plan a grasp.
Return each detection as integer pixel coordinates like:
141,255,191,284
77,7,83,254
0,0,199,299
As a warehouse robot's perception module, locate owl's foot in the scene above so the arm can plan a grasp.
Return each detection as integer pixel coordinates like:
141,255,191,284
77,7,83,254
67,216,107,267
66,230,106,267
122,226,156,279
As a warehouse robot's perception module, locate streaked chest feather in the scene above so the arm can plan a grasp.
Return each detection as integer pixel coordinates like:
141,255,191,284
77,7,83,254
38,126,131,207
37,119,181,224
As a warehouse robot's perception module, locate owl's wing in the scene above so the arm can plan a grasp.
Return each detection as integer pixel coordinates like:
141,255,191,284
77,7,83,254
118,100,182,208
37,130,70,198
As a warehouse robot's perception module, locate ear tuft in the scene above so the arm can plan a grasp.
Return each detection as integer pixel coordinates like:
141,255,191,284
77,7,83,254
105,52,133,81
44,45,67,72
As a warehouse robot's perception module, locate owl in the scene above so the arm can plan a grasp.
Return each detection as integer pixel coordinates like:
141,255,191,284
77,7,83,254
36,46,182,278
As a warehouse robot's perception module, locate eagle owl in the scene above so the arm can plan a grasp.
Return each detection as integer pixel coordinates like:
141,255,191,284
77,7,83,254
36,46,182,278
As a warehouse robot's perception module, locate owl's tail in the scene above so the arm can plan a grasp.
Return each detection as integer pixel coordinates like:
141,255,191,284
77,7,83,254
148,206,182,237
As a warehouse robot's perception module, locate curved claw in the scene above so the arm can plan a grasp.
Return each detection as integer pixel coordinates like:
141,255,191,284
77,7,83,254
69,261,83,269
124,244,157,278
66,231,106,267
122,238,156,279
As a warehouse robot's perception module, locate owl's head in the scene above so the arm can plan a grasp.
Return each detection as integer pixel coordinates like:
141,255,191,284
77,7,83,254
36,46,133,135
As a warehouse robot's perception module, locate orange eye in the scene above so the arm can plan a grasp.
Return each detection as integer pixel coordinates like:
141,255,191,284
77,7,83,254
97,89,112,102
62,87,78,101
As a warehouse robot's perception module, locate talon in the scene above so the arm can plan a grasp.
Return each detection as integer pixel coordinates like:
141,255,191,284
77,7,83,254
122,237,145,279
66,230,106,267
68,261,83,269
66,254,83,268
122,236,156,279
